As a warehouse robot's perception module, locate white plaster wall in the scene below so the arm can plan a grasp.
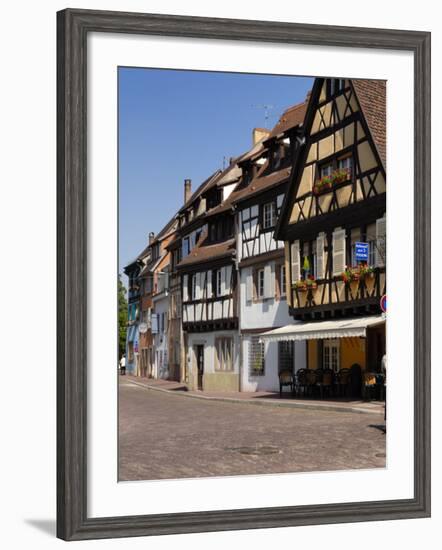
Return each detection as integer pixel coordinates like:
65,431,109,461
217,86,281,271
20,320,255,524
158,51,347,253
241,337,280,392
240,263,307,391
187,330,240,377
241,336,306,392
240,263,293,330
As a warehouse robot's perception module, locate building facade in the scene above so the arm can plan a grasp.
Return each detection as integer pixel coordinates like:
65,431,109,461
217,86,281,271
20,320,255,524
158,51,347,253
273,78,386,384
123,246,150,375
233,102,310,391
136,220,176,378
123,78,386,394
177,165,242,392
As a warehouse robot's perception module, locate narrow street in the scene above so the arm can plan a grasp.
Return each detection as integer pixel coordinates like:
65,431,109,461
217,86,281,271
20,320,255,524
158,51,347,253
119,378,386,481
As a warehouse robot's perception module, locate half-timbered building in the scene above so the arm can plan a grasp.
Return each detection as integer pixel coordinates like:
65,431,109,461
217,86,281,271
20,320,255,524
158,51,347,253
231,101,310,391
176,159,250,392
138,218,177,379
123,245,150,375
266,78,386,382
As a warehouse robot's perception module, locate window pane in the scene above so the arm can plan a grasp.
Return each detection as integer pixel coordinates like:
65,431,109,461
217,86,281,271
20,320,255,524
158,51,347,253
249,337,265,376
321,163,333,177
278,341,294,373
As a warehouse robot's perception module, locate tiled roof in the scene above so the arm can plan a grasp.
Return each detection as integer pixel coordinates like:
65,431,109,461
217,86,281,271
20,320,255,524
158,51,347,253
124,244,150,271
139,256,162,277
177,233,235,268
352,79,386,167
232,164,292,205
178,170,222,214
266,100,308,139
149,215,178,246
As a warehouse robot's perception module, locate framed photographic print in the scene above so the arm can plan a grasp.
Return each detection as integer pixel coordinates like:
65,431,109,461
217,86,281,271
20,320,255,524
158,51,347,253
57,8,431,541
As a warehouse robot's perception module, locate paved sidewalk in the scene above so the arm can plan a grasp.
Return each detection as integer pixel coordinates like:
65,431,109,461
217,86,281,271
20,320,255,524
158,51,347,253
121,375,385,415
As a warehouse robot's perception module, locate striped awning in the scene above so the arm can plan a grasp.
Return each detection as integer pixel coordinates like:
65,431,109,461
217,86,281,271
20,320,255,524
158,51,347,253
259,315,385,342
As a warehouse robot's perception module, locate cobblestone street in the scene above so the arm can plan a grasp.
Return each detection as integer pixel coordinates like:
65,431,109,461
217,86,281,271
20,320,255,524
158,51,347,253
119,378,386,481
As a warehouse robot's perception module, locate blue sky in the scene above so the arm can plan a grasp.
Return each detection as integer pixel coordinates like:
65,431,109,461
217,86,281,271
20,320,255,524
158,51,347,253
119,67,313,277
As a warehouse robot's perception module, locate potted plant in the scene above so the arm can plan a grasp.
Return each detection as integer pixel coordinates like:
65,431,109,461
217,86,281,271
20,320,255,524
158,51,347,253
293,280,307,291
341,266,360,284
331,167,350,184
312,175,333,195
359,263,375,279
305,274,318,290
293,276,317,291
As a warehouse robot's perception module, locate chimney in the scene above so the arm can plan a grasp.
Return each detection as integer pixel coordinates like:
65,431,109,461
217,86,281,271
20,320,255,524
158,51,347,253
184,179,192,204
252,128,271,146
148,232,155,245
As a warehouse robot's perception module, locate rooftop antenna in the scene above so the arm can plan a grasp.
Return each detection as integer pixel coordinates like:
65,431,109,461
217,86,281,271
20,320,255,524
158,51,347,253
252,103,276,127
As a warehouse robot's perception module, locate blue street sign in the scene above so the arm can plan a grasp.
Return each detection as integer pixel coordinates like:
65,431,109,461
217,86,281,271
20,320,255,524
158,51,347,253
355,242,369,262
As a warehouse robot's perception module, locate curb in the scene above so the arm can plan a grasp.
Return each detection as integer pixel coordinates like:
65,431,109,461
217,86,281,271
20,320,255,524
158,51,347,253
122,378,383,415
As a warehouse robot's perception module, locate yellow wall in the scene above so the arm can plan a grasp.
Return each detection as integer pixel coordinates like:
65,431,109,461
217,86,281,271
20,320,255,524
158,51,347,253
307,338,366,370
341,338,366,370
203,373,240,392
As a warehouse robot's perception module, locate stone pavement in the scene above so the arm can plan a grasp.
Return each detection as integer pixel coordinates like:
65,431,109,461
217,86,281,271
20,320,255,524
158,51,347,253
119,377,386,481
122,374,385,415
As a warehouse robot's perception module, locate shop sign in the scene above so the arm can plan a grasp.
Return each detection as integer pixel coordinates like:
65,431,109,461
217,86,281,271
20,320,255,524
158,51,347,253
355,242,369,262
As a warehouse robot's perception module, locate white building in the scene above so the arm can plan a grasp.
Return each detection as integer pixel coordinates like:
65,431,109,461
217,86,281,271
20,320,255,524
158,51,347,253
232,103,310,392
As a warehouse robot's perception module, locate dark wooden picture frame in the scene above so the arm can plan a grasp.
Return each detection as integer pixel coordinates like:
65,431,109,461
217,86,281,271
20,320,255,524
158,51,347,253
57,8,431,541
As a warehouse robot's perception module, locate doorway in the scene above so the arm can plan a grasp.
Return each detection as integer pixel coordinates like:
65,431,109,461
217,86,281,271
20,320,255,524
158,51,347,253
195,345,204,390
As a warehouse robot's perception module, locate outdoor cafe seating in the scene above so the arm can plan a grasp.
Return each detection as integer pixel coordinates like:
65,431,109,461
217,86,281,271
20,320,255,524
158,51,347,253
278,366,385,401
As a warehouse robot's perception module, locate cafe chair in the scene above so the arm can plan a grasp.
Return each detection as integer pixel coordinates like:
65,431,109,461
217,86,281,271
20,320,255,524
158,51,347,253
278,370,294,397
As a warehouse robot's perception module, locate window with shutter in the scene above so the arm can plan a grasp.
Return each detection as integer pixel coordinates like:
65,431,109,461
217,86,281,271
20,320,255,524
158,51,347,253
182,275,188,302
316,233,325,279
191,274,197,300
195,272,201,300
216,269,222,296
332,228,346,276
280,265,286,296
200,272,206,299
220,267,226,296
246,272,253,302
263,264,273,299
290,241,300,283
375,216,386,267
225,266,232,296
151,313,158,334
257,268,265,298
206,271,212,298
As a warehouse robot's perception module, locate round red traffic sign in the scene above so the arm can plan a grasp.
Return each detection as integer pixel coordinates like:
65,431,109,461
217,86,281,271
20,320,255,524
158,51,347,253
380,294,387,313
